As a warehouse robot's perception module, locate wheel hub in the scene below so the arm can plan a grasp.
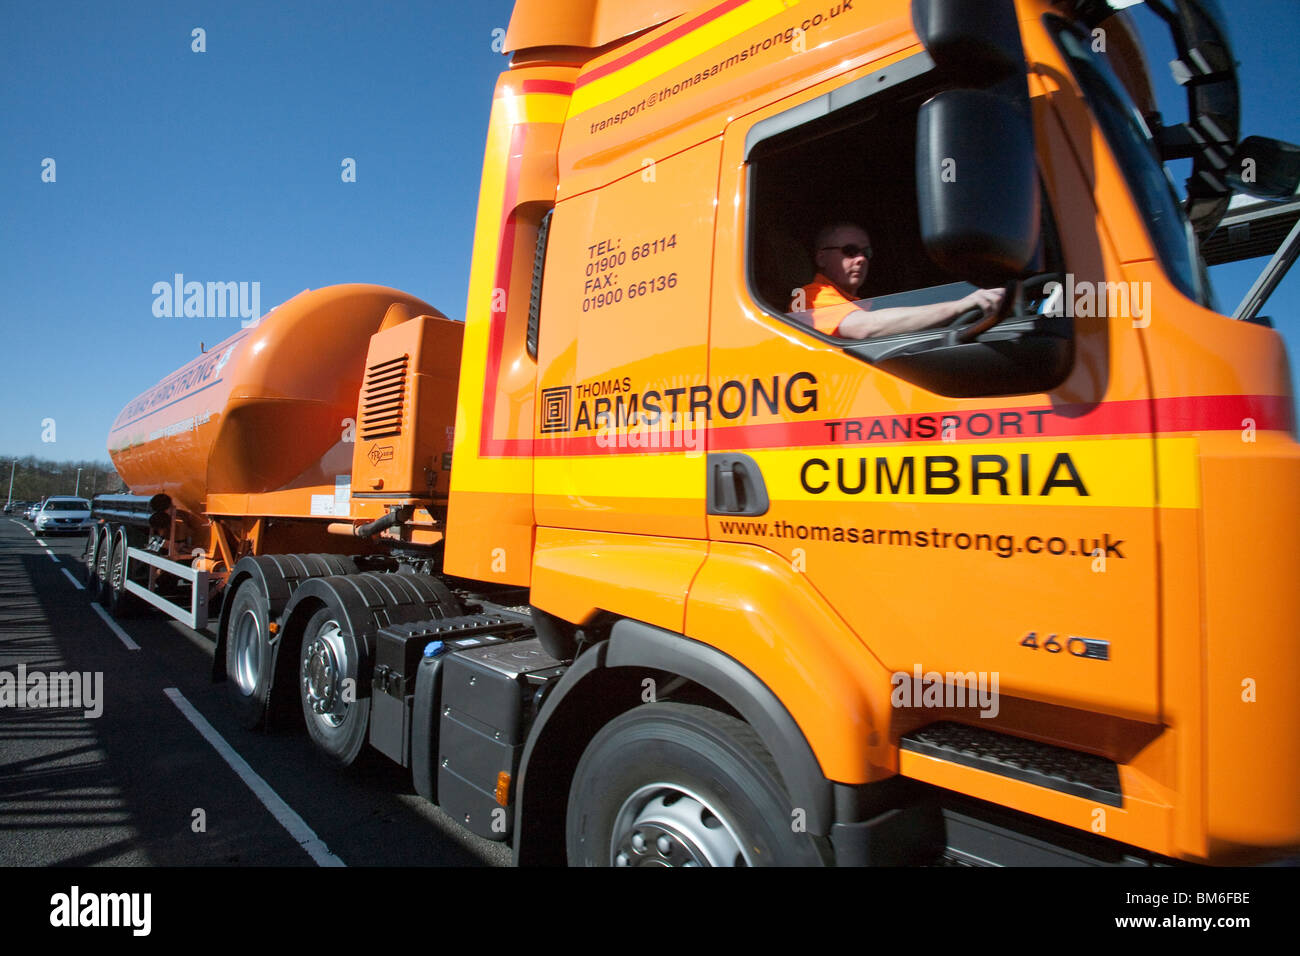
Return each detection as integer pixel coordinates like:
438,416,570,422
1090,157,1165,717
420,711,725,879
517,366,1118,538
230,609,264,695
612,787,750,867
302,621,348,726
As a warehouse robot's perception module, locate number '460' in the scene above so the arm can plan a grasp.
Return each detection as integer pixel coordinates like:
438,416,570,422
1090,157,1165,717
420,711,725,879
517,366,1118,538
1020,631,1107,659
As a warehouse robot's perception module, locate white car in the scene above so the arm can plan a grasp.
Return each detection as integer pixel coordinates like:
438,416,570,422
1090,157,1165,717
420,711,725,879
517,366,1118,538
34,497,92,534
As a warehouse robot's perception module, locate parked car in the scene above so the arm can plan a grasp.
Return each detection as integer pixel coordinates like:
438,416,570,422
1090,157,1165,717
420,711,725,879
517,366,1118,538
33,497,92,534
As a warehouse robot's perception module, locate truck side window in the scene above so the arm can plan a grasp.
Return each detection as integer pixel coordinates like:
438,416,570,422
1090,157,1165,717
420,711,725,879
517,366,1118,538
747,81,1063,341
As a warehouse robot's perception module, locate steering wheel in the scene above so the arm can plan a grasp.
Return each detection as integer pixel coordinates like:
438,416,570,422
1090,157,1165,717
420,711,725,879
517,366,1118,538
945,272,1066,345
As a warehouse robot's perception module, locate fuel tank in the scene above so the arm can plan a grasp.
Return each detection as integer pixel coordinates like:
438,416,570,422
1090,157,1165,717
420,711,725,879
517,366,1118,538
108,284,448,518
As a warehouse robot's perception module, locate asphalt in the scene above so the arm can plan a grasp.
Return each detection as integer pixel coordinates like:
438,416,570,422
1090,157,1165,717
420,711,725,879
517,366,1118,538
0,517,510,867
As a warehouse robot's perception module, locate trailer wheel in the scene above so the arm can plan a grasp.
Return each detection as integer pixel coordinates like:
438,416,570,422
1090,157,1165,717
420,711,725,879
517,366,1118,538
93,527,113,603
566,703,826,867
84,527,101,594
225,578,276,730
107,527,139,618
299,606,369,767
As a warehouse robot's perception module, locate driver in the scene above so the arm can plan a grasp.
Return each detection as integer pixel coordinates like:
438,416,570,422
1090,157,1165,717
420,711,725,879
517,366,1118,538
794,222,1005,339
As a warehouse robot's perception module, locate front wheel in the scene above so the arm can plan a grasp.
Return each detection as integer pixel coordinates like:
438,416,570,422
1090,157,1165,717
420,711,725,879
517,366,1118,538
566,703,826,867
299,606,369,767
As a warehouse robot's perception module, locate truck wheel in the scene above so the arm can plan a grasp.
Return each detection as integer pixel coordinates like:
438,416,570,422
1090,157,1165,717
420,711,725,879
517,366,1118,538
84,528,101,594
107,528,139,618
566,703,826,867
225,578,276,730
93,527,113,603
299,606,369,767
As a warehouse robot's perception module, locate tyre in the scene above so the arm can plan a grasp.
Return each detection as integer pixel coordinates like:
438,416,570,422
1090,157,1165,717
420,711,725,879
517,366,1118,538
299,606,369,767
84,527,101,593
106,528,140,618
93,527,113,604
566,702,826,866
224,577,275,730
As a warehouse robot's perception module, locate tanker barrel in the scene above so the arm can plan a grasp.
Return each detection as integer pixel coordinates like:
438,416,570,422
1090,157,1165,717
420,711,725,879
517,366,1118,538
378,301,415,332
106,285,446,518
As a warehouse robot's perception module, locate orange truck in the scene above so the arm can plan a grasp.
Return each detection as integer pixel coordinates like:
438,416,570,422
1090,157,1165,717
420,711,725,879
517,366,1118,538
89,0,1300,866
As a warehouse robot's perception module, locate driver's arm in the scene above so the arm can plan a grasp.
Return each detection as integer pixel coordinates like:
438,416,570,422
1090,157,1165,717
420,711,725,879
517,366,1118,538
836,288,1005,340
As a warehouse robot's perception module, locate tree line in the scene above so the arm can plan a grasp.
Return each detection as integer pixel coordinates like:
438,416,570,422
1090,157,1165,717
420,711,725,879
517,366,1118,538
2,455,123,505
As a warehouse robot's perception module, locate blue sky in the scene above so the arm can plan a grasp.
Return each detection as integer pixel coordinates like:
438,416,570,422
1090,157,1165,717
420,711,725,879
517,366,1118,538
1,0,1297,465
1,0,516,464
1132,0,1300,325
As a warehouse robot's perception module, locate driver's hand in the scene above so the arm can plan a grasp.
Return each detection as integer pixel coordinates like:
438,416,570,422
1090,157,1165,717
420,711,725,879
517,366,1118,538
962,288,1005,319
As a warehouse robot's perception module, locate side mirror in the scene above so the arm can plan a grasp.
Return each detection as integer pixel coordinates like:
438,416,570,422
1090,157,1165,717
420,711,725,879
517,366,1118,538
1227,136,1300,201
916,89,1041,283
912,0,1024,83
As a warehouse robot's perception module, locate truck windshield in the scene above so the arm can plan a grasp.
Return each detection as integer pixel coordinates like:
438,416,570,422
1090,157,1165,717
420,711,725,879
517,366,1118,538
1047,16,1207,307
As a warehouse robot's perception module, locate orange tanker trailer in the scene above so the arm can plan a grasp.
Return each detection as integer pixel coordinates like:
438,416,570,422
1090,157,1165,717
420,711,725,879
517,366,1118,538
90,283,468,746
104,284,458,533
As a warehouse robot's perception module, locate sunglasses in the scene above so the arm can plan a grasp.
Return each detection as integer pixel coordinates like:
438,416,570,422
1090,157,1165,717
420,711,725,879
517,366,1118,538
820,243,872,259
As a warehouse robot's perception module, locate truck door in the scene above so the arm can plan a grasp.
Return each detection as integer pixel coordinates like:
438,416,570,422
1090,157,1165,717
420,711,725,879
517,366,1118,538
706,53,1162,726
533,141,721,541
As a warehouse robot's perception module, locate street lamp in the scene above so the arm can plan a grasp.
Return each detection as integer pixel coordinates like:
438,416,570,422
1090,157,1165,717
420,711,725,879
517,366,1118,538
75,468,83,497
6,460,14,509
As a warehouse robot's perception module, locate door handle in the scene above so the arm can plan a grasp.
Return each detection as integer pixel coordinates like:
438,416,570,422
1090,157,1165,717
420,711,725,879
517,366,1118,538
707,453,770,516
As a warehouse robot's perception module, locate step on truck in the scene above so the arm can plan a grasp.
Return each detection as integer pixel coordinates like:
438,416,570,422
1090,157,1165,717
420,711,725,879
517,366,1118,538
88,0,1300,866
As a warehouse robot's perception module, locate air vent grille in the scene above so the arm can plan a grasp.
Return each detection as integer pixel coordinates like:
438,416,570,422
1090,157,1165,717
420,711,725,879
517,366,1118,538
360,354,408,441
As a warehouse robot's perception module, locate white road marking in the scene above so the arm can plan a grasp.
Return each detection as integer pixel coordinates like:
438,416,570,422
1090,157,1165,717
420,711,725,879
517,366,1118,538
60,568,85,590
163,688,346,867
44,547,59,562
90,602,141,651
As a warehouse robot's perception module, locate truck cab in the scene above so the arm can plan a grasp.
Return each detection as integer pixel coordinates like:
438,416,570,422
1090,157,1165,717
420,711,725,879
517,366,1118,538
435,0,1299,864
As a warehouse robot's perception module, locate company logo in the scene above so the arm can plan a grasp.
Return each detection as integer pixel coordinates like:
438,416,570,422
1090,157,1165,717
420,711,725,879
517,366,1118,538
542,373,819,437
367,445,394,465
540,386,572,434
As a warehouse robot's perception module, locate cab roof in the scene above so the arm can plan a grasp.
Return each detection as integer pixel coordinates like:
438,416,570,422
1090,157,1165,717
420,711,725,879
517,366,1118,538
504,0,695,53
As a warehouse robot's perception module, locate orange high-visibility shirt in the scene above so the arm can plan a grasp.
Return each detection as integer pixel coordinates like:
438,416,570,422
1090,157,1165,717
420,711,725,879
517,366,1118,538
794,274,862,335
